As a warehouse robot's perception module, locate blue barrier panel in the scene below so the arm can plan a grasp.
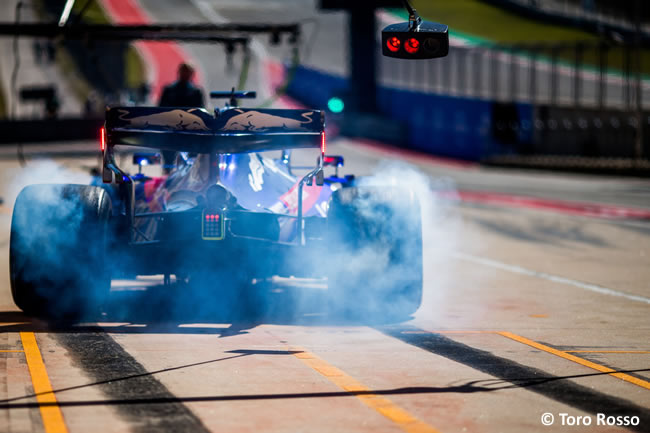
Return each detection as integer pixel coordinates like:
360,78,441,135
286,65,533,161
286,66,347,109
378,87,495,160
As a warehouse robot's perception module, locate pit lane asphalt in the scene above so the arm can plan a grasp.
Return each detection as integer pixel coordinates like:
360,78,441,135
0,136,649,432
1,0,649,432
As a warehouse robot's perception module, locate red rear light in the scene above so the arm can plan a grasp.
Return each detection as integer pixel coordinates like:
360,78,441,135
100,127,106,152
387,37,401,52
405,38,419,54
202,211,224,240
321,132,326,154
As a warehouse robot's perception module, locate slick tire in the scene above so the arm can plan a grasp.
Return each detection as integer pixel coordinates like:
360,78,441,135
327,186,423,321
10,184,113,320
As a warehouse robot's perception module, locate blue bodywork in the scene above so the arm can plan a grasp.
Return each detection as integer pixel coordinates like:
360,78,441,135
217,152,333,218
100,104,340,265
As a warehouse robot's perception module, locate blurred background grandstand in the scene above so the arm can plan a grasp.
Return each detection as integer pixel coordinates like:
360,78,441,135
308,0,650,172
1,0,649,173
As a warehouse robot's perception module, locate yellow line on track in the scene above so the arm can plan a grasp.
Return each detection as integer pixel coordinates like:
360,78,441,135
565,350,650,354
20,332,68,433
292,348,442,433
0,349,24,352
498,332,650,391
0,322,30,327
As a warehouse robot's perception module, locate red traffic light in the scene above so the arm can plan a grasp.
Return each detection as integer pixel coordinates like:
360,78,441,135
404,38,419,54
382,21,449,59
386,36,401,52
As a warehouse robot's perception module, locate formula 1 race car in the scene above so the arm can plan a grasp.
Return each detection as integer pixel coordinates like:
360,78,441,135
9,93,423,320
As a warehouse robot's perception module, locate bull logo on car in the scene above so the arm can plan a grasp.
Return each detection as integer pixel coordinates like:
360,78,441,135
220,109,314,132
117,108,210,131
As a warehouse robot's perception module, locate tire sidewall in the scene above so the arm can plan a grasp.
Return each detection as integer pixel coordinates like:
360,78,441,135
10,184,112,319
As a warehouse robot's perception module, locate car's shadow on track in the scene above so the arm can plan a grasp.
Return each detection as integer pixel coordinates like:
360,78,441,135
0,278,415,335
103,278,414,333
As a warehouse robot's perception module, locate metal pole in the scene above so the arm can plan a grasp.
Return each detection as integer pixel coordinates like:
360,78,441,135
444,48,451,93
551,46,559,106
529,47,537,105
598,42,607,109
491,45,499,100
297,161,323,246
58,0,76,27
459,48,467,96
450,49,457,94
436,53,443,93
410,56,417,90
634,0,643,160
623,45,631,110
573,43,585,107
574,43,583,107
510,46,518,101
348,8,376,113
423,56,430,92
415,57,423,92
474,49,482,98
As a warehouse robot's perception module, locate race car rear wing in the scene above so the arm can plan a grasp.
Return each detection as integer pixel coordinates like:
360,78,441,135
102,106,326,245
104,106,324,154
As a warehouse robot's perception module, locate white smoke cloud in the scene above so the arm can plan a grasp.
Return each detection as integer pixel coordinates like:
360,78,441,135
4,160,92,205
4,157,460,326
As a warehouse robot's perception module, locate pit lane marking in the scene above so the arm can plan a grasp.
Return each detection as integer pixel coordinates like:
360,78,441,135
383,327,650,431
564,350,650,354
452,251,650,304
20,332,68,433
399,329,650,389
498,332,650,391
291,347,442,433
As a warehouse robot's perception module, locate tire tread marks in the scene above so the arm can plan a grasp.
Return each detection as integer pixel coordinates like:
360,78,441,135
56,332,210,433
379,326,649,432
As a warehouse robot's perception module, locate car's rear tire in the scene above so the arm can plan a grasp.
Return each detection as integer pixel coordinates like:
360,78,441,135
10,184,112,320
327,186,423,320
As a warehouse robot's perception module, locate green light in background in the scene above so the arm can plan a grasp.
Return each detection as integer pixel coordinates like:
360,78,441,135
327,97,344,113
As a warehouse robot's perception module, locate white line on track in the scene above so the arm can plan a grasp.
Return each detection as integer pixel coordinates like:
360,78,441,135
452,251,650,304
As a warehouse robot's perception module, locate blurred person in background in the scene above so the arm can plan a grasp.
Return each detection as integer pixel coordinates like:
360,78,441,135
44,95,60,119
159,62,205,173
